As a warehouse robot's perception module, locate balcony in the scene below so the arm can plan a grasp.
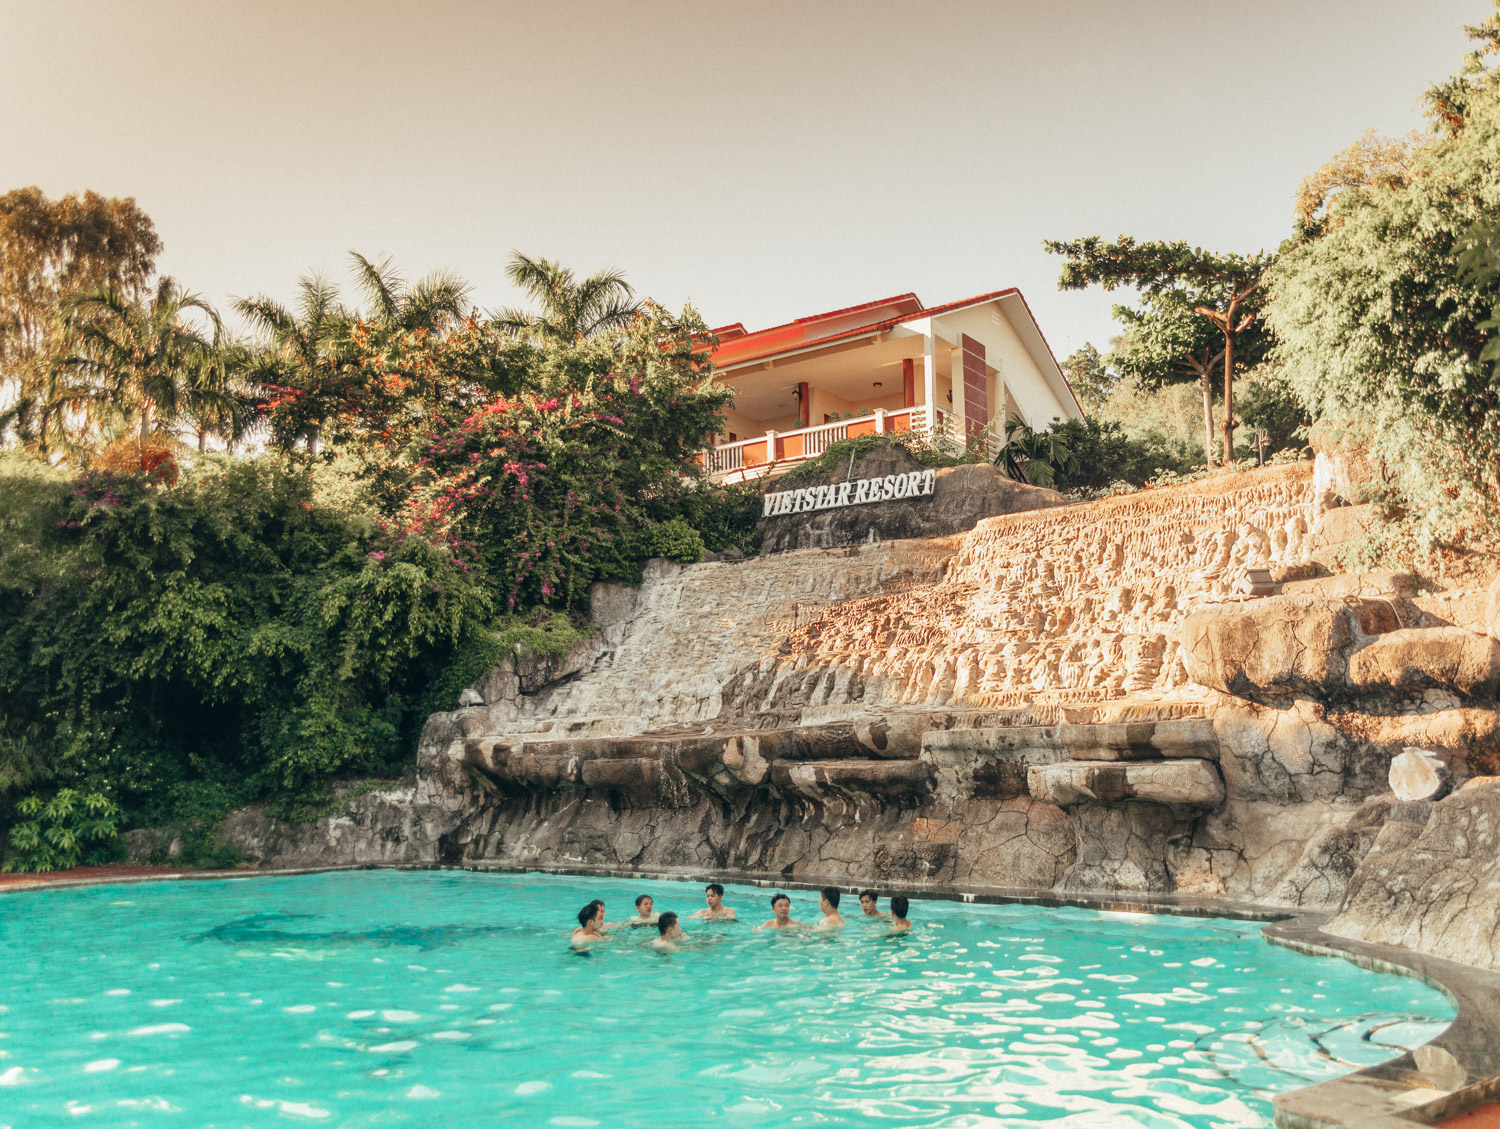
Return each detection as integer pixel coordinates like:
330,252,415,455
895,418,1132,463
704,407,1002,483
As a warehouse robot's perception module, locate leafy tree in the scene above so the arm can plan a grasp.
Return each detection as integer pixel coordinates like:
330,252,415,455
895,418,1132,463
62,278,222,444
1060,344,1114,415
1293,129,1427,237
237,272,353,453
999,414,1178,491
0,188,161,456
1046,235,1273,465
241,255,513,457
1266,1,1500,553
348,252,472,334
494,252,642,342
0,453,494,861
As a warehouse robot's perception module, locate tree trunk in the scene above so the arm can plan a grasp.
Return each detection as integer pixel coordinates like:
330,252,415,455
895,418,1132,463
139,400,152,445
1200,368,1216,469
1220,330,1235,465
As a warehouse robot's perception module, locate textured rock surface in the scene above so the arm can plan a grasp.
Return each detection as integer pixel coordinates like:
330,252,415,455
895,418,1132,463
213,460,1500,956
1346,627,1500,697
1325,778,1500,971
758,445,1064,554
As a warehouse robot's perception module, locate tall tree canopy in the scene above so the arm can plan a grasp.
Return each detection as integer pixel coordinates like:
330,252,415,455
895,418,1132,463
1045,235,1273,465
1266,0,1500,552
62,278,222,444
494,252,642,342
0,188,161,455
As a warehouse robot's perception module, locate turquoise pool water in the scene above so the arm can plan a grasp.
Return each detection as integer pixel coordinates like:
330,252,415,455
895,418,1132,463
0,871,1451,1128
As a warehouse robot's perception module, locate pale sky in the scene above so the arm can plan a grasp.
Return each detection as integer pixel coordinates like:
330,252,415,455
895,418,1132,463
0,1,1485,360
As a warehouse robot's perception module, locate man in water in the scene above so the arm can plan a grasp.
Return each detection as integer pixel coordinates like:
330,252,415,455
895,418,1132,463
858,890,887,918
688,882,737,921
815,887,845,930
652,911,687,951
758,893,803,930
571,900,612,945
627,894,659,925
888,895,912,934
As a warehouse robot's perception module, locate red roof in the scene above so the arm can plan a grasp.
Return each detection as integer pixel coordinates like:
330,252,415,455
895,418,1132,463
709,289,1019,369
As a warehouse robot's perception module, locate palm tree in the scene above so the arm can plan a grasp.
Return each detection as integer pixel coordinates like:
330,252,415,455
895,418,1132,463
235,273,350,453
493,252,641,342
349,252,471,333
62,278,221,445
179,339,262,453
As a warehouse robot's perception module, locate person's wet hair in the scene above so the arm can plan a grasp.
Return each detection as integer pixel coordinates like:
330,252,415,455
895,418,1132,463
821,887,841,909
770,893,789,908
859,890,878,902
657,911,679,936
705,883,725,897
635,894,652,909
890,895,909,918
577,899,603,928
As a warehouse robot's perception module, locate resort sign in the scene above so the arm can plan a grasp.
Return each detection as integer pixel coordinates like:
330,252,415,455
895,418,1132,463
762,468,937,517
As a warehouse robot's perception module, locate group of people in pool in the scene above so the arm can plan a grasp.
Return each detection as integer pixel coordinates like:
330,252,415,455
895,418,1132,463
571,883,912,950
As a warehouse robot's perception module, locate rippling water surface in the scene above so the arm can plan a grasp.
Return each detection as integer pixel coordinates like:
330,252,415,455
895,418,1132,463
0,870,1452,1128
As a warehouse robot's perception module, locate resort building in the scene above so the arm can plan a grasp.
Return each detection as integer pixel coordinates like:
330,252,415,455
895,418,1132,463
703,288,1083,481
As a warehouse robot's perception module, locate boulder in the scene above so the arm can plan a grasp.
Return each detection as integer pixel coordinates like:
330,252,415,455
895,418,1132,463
1345,627,1500,698
1026,759,1224,811
758,443,1064,553
1487,572,1500,641
1179,595,1397,701
1388,747,1451,802
1325,777,1500,972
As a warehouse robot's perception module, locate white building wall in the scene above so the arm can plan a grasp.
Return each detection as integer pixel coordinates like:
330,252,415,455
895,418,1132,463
932,305,1075,429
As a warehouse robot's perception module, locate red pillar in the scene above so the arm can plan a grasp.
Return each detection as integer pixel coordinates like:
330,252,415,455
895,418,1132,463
902,359,915,408
797,381,809,428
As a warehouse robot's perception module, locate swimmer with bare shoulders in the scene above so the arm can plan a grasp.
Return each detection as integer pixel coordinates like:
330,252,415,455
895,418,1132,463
626,894,659,925
571,900,612,946
815,887,845,930
687,883,737,921
858,890,887,918
652,911,687,951
758,893,803,930
887,895,912,934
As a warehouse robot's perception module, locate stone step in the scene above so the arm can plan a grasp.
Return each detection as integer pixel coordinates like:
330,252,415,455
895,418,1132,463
922,718,1218,763
1026,759,1224,810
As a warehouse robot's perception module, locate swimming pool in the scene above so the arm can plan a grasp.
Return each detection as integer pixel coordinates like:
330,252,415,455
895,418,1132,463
0,870,1452,1128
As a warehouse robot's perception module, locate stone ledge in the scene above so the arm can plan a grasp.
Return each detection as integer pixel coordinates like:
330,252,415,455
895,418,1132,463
1266,918,1500,1129
1026,759,1224,809
923,718,1218,762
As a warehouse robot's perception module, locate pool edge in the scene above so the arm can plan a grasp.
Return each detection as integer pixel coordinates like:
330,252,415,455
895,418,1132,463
6,860,1496,1128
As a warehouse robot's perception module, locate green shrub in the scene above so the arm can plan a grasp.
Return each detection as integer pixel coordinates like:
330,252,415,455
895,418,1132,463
0,455,494,861
647,518,705,563
4,789,121,873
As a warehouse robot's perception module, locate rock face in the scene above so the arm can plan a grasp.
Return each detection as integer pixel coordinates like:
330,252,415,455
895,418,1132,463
213,459,1500,971
1324,778,1500,970
757,445,1063,554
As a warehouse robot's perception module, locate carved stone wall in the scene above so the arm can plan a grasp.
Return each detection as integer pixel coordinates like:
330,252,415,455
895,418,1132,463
218,459,1500,968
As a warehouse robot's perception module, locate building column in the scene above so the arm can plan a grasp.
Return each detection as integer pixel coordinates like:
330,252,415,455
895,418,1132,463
902,358,915,408
922,332,937,435
949,345,966,432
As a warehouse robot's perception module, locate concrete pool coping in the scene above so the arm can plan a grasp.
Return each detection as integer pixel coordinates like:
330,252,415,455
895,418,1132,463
5,860,1497,1128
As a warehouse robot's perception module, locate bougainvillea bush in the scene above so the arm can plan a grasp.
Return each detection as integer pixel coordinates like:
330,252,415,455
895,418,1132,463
0,300,763,868
393,302,742,608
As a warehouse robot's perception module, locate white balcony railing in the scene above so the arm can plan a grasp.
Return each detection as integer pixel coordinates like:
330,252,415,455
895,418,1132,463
705,406,1002,481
